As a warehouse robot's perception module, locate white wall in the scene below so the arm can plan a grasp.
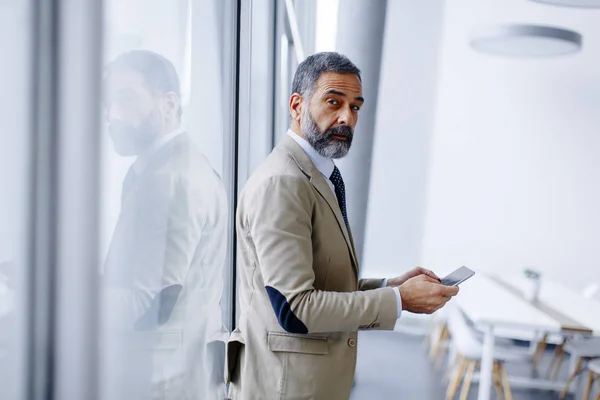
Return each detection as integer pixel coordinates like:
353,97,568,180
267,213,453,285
421,0,600,290
364,0,600,292
362,0,446,278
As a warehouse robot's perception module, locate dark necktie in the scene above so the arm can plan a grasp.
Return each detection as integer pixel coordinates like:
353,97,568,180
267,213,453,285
329,166,349,232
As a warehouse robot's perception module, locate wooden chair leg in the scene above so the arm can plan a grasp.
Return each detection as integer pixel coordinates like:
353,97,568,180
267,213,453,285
533,333,548,370
427,325,438,358
552,345,566,381
423,320,441,350
429,323,447,360
459,361,477,400
446,357,467,400
499,363,513,400
493,362,504,400
435,342,449,370
582,370,595,400
547,340,565,379
444,353,463,383
441,324,450,340
560,357,584,399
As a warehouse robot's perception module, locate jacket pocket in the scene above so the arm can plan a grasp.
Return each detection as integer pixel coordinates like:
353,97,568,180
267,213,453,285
267,331,329,355
225,329,245,384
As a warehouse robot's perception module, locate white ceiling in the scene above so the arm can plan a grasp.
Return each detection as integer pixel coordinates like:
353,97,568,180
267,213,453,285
441,0,600,111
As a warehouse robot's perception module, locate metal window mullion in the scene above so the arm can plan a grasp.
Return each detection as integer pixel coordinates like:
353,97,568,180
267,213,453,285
52,0,104,399
220,0,242,330
284,0,305,62
273,0,290,145
27,0,60,398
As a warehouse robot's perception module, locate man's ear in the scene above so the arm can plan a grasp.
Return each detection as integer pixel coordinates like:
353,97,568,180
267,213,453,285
162,92,180,120
289,93,304,122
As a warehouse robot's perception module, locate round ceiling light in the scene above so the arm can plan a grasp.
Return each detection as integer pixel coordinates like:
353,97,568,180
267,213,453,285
530,0,600,7
470,24,582,57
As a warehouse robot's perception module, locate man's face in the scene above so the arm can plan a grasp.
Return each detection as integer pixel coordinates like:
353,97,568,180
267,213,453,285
300,72,363,159
103,68,164,156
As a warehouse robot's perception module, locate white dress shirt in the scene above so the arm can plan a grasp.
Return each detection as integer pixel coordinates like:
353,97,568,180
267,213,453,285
286,130,402,319
133,128,185,174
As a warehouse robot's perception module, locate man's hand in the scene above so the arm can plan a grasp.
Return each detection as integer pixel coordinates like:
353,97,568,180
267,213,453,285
386,267,440,287
398,275,459,314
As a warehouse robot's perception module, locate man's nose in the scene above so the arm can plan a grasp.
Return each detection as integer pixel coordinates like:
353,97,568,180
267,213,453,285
337,107,354,126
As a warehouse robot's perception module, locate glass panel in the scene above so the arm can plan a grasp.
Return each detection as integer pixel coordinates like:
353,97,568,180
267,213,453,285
99,1,234,398
0,1,33,400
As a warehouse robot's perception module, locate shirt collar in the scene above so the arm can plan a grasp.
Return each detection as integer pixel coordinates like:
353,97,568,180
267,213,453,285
286,129,335,179
133,128,185,174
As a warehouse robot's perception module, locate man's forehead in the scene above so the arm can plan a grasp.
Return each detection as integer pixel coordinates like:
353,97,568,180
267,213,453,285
105,68,146,91
315,72,362,95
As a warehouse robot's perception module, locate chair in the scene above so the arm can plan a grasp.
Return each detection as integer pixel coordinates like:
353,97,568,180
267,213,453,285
557,337,600,398
423,309,452,370
445,306,532,400
582,359,600,400
426,320,451,370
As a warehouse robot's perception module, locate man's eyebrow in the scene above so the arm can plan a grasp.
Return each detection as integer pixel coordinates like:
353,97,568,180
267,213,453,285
324,89,346,97
324,89,364,103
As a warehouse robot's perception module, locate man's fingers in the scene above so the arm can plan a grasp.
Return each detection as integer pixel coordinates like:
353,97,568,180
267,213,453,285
421,275,440,284
440,285,459,296
413,266,440,281
424,269,441,281
432,283,459,296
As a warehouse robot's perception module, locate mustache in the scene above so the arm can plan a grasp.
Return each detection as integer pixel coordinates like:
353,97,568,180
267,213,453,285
323,125,353,140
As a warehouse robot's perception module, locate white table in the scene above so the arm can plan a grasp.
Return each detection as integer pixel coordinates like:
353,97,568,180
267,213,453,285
501,274,600,335
455,274,563,400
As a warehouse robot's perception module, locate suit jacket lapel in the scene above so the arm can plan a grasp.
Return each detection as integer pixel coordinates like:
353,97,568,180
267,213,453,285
346,225,359,266
310,175,359,274
278,135,359,275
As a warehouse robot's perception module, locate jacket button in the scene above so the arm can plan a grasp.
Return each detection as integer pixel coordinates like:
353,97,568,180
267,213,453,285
348,338,356,348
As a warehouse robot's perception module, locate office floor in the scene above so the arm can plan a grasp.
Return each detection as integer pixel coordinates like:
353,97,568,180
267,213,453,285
351,331,585,400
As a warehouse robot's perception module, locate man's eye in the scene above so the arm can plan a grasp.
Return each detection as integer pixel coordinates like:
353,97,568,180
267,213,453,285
351,105,360,111
328,99,338,105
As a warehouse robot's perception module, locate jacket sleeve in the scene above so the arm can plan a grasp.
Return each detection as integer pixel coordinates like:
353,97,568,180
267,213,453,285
358,278,386,291
104,172,206,325
244,175,398,334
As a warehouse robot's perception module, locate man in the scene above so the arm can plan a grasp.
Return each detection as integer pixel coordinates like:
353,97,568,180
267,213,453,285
227,52,459,400
102,50,228,400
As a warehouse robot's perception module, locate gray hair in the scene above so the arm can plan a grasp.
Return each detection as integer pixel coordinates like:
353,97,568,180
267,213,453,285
291,52,361,99
106,50,182,117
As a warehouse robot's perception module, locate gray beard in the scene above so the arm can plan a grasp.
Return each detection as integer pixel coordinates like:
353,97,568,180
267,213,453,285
300,109,353,159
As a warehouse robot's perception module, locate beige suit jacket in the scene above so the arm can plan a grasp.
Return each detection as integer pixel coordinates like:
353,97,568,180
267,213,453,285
227,135,398,400
103,133,228,399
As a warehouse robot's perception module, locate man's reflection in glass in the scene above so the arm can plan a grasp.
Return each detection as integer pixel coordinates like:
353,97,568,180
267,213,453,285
102,50,228,400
